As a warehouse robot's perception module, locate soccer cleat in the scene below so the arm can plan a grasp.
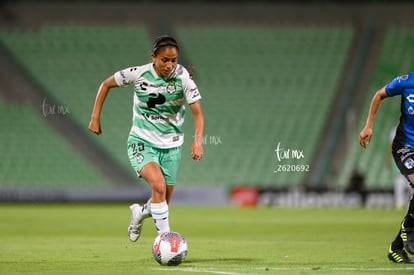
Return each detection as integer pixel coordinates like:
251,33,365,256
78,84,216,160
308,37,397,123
388,246,414,264
128,203,144,242
401,220,414,254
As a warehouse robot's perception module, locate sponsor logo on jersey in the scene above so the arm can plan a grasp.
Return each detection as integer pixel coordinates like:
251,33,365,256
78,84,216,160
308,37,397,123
139,81,148,91
137,81,178,94
406,94,414,103
409,106,414,115
145,114,168,122
397,147,411,154
191,88,200,98
146,93,166,108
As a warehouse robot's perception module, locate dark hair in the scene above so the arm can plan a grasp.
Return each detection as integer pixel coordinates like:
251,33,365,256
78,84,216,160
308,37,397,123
186,65,195,79
152,35,179,55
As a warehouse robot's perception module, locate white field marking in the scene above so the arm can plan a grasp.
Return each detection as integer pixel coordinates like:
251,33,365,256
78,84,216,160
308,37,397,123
154,266,414,274
251,267,414,271
153,267,256,275
331,267,414,271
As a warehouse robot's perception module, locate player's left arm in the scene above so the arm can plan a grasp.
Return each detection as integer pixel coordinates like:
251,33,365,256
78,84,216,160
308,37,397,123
189,101,204,161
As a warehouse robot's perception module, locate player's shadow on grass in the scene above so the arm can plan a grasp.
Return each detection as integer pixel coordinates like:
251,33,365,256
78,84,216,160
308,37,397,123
185,257,255,264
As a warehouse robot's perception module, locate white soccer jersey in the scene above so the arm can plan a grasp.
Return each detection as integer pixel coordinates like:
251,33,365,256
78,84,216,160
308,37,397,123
114,63,201,148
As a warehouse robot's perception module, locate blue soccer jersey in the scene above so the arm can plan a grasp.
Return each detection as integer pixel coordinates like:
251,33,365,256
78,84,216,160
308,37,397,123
386,72,414,147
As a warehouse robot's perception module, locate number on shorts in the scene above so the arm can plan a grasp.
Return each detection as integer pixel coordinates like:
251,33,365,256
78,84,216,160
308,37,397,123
131,142,145,155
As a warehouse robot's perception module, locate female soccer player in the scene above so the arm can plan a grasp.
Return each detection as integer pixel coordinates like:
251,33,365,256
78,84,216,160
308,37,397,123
360,73,414,264
89,35,204,242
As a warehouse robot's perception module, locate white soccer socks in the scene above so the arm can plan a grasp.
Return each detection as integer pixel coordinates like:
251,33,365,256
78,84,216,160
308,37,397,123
141,198,152,217
150,200,170,235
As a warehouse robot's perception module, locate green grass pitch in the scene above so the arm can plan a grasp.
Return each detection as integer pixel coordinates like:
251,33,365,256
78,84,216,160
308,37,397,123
1,204,414,274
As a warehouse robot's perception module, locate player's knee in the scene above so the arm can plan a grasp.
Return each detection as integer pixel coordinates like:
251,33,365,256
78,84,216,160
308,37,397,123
153,181,166,194
149,177,167,197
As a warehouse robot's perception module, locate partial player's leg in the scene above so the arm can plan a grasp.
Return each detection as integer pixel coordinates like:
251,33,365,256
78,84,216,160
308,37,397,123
400,175,414,255
143,145,181,235
129,176,174,241
140,162,171,236
166,185,174,204
388,182,414,263
388,227,413,264
388,143,414,262
127,138,163,242
395,174,410,210
128,198,152,242
159,146,181,205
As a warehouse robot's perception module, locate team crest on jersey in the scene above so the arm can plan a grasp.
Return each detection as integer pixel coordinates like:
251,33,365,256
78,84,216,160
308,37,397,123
405,158,414,169
166,82,176,94
136,153,144,164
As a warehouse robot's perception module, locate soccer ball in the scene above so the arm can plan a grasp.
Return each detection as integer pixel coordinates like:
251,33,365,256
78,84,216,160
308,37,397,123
152,231,188,266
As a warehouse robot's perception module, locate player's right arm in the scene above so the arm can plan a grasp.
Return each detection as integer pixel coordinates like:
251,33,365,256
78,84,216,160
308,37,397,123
89,75,118,135
359,86,389,148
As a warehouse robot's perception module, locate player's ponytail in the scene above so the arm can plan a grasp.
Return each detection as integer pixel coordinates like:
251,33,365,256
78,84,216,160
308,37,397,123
186,65,195,79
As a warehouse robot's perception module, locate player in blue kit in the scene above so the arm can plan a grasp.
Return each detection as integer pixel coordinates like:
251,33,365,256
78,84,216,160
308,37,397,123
360,73,414,264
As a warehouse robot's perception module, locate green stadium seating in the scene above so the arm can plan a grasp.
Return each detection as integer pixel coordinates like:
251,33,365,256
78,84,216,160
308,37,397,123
0,25,155,188
0,24,354,189
175,25,353,188
338,25,414,190
0,25,152,187
0,97,110,187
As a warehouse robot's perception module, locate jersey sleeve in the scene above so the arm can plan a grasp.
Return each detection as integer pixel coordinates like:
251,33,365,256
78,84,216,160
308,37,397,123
183,77,201,104
385,74,410,96
113,66,141,87
180,67,201,104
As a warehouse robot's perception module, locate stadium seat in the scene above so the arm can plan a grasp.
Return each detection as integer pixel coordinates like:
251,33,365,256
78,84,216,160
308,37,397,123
0,23,354,189
0,97,110,187
0,24,152,188
175,24,353,188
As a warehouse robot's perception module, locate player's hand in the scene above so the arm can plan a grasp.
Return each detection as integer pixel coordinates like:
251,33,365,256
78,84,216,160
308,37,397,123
191,142,203,161
88,118,102,135
359,127,372,149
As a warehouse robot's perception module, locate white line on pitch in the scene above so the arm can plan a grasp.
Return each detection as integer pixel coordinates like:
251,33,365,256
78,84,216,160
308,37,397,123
153,267,257,275
154,266,414,273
